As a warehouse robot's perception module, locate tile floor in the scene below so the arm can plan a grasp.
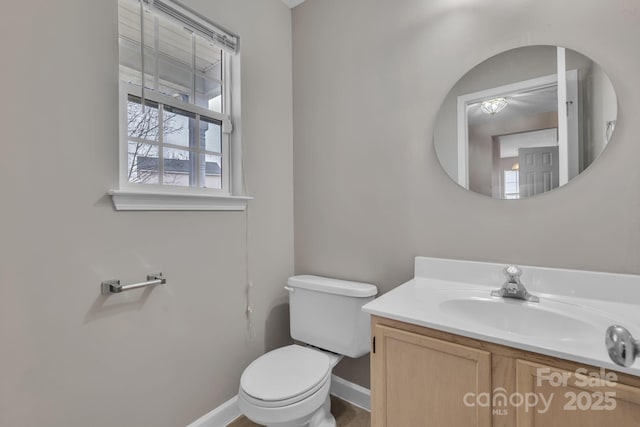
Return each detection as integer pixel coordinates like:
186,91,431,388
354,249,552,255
227,395,370,427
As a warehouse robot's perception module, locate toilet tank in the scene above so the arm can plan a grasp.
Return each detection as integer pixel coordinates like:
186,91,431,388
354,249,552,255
287,275,378,358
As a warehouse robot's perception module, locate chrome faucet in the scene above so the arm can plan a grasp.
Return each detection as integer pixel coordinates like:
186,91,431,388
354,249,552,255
491,265,540,303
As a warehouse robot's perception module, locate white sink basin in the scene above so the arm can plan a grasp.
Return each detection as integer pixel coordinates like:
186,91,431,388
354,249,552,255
439,297,599,341
362,257,640,377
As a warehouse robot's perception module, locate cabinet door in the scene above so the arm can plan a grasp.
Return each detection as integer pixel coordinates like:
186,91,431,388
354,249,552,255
371,324,492,427
516,360,640,426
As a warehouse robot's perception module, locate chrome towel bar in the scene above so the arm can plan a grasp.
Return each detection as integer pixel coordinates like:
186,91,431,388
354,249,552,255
101,273,166,295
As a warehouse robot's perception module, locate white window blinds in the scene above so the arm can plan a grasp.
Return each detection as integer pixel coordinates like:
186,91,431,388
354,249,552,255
144,0,238,53
118,0,237,112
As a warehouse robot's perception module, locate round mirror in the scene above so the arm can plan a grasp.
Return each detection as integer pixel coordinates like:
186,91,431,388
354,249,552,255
434,46,617,199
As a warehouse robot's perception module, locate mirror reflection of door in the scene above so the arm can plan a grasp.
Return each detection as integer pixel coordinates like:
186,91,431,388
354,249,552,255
518,145,559,198
492,129,559,199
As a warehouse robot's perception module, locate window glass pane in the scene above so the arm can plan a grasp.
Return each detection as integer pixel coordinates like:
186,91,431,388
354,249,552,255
158,16,193,99
128,142,159,184
195,38,222,112
163,106,195,147
119,39,141,79
157,81,191,102
120,63,155,91
201,117,222,153
118,0,155,90
203,154,222,189
158,16,192,67
163,148,192,187
208,95,222,114
195,77,222,112
195,37,222,81
504,170,520,200
127,96,160,141
118,0,141,43
157,56,193,99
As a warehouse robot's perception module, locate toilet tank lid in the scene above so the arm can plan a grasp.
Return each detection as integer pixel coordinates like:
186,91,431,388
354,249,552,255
288,275,378,297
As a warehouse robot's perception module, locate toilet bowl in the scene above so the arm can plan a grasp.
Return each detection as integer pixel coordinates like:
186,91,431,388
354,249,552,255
238,345,342,427
237,275,377,427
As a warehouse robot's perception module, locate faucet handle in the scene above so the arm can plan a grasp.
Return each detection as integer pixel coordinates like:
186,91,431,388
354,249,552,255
504,265,522,282
606,325,640,367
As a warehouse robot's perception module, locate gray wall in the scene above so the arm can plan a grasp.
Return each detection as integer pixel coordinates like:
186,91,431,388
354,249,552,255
0,1,293,426
293,0,640,388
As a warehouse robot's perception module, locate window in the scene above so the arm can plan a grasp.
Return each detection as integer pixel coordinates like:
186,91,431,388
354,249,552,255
112,0,248,210
503,170,520,200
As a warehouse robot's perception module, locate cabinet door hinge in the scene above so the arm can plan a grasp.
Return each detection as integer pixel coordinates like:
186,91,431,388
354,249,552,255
372,336,376,354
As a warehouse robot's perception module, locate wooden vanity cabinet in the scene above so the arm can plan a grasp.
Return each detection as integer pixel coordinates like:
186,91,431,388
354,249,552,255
370,316,640,427
371,323,492,427
515,359,640,427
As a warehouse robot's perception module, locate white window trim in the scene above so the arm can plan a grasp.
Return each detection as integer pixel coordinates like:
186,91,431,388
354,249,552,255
109,189,252,211
110,37,249,211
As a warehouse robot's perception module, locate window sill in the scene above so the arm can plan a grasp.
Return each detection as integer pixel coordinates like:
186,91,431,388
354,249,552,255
108,189,252,211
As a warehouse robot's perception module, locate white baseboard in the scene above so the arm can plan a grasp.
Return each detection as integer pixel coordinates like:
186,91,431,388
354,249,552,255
187,375,370,427
186,395,241,427
329,374,371,412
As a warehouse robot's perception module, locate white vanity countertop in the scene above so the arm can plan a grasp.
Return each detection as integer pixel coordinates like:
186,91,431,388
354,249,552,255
362,257,640,378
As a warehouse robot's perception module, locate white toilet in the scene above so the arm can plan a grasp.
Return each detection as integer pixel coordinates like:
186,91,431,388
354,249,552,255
238,275,377,427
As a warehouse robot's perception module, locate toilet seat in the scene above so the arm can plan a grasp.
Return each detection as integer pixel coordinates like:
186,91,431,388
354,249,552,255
240,345,332,408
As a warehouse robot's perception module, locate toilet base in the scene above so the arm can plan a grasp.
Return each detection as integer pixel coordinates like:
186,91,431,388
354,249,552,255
306,395,335,427
263,395,335,427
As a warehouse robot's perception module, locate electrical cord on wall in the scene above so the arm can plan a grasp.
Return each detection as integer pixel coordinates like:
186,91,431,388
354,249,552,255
225,55,256,341
245,204,255,341
241,130,255,341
